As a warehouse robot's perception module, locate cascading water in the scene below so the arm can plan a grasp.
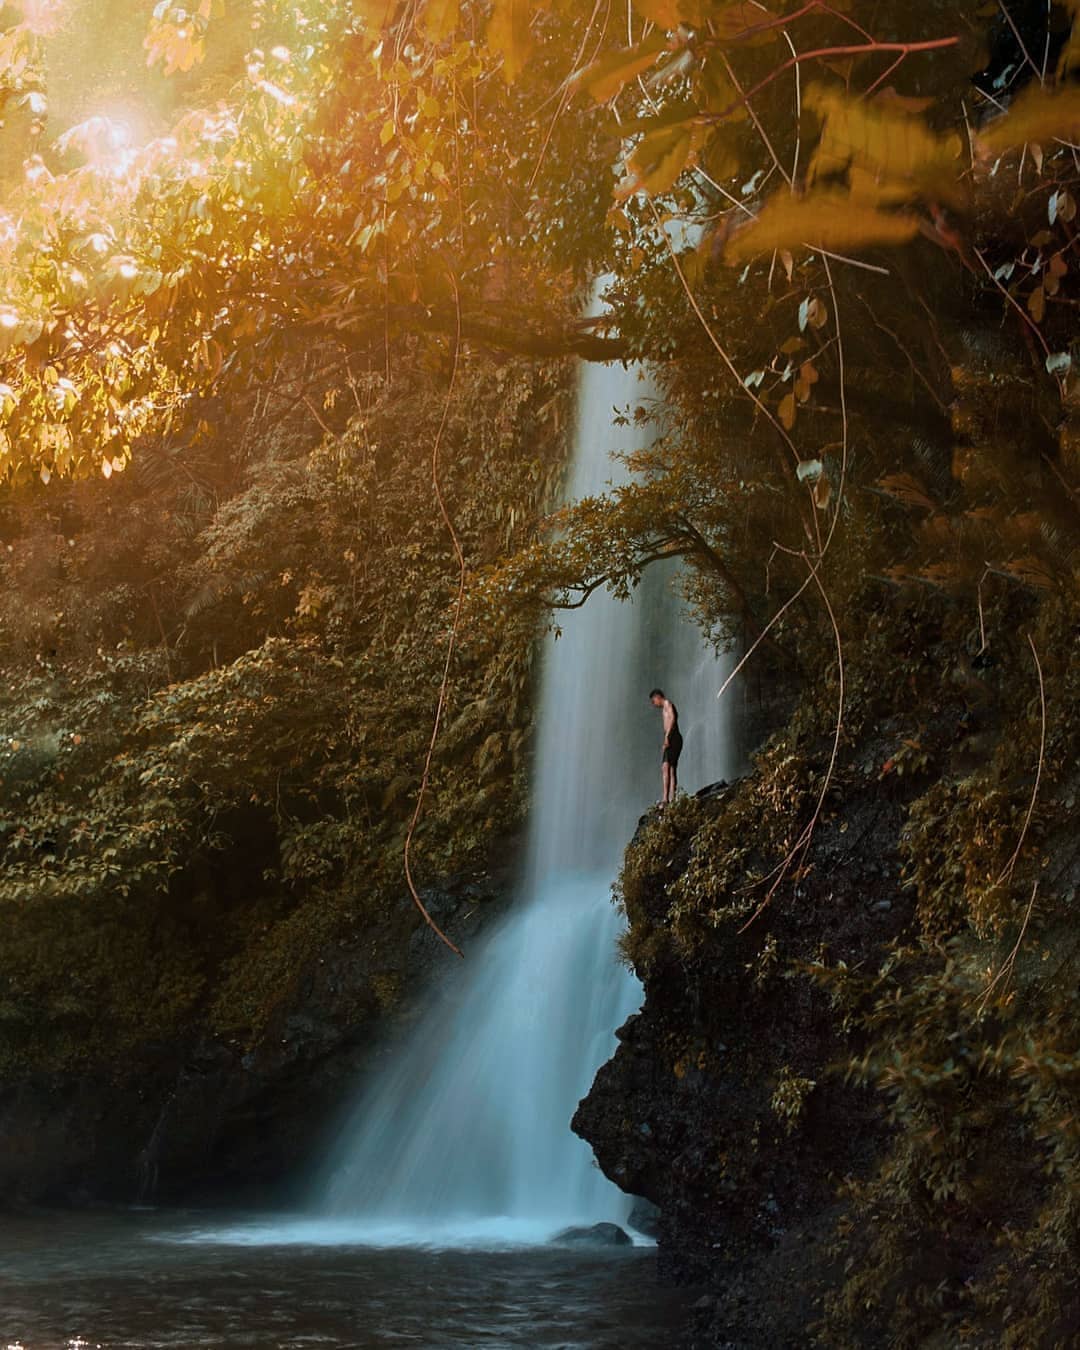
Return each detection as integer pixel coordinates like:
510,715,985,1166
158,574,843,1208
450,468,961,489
312,285,735,1245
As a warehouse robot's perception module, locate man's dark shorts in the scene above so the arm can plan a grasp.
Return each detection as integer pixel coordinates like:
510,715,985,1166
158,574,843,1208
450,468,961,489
663,731,683,767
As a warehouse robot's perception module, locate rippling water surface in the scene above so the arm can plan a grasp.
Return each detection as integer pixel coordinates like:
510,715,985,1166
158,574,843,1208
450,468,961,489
0,1210,686,1349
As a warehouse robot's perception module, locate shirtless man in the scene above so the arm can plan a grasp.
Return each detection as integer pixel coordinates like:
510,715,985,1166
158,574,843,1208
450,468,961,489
649,688,683,806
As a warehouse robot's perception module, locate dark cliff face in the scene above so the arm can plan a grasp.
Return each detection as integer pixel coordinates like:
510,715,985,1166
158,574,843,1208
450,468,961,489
573,774,911,1345
575,643,1080,1350
0,868,514,1208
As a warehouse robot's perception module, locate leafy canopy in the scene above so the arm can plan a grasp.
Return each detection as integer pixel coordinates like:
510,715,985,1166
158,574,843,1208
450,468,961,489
6,0,1080,487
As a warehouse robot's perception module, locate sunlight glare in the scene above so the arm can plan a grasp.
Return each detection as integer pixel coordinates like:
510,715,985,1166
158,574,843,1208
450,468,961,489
20,0,63,37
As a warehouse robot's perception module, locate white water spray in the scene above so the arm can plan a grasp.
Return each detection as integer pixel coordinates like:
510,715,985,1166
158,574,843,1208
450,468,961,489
310,288,735,1246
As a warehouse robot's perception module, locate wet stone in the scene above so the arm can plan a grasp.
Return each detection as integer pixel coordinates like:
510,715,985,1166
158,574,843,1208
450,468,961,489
552,1222,633,1247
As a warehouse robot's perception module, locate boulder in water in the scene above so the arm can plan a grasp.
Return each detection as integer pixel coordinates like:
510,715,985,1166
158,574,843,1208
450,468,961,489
552,1222,633,1247
627,1197,660,1239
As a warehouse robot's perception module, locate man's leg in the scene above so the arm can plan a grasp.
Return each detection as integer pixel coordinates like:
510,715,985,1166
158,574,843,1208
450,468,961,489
661,761,671,804
670,761,678,800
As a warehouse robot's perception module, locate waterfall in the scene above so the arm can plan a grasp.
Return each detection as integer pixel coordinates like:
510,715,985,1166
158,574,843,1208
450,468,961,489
314,287,734,1246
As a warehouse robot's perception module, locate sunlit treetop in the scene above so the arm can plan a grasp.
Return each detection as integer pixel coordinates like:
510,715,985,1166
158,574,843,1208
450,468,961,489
2,0,1080,483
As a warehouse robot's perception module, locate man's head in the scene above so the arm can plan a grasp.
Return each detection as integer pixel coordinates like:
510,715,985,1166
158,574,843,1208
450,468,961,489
649,688,665,707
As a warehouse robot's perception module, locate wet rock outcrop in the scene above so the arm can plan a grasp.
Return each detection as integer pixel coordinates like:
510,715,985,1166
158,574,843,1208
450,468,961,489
572,770,916,1346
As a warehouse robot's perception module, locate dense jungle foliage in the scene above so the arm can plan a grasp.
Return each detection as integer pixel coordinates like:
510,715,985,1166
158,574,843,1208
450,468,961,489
0,346,568,1064
1,0,1079,1344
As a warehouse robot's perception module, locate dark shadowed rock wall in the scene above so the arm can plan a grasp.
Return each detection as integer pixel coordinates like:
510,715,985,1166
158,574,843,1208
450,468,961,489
0,867,515,1208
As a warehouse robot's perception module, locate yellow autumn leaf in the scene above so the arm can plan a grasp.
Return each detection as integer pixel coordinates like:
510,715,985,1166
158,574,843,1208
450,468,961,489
846,165,927,208
707,1,778,45
915,563,962,587
632,0,682,25
575,32,668,103
487,0,535,85
633,0,714,26
875,473,937,511
354,0,398,32
1059,3,1080,78
617,122,695,198
420,0,458,42
725,191,920,262
806,84,965,207
978,86,1080,154
1002,556,1058,589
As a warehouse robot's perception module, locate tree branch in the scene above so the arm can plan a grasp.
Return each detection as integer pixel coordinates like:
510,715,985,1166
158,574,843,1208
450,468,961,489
699,35,961,128
313,302,631,362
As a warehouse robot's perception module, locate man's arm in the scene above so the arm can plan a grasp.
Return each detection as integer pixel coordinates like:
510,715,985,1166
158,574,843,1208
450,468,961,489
662,700,674,748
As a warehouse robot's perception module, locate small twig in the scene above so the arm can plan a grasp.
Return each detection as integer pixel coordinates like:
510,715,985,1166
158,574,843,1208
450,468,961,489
820,256,848,558
976,881,1038,1011
972,246,1054,363
858,296,951,415
345,357,364,414
719,0,875,48
914,290,954,368
1042,0,1052,84
720,51,792,187
694,166,756,218
977,564,991,655
383,201,391,382
147,586,173,684
747,0,803,186
715,568,818,703
805,247,890,275
1038,447,1080,509
738,552,845,932
996,633,1046,887
863,51,907,99
402,273,466,960
527,0,606,191
301,394,337,439
961,98,977,173
646,197,802,467
699,35,961,128
998,2,1044,84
